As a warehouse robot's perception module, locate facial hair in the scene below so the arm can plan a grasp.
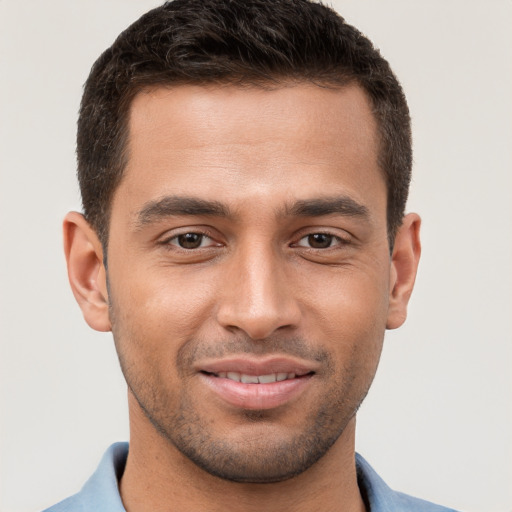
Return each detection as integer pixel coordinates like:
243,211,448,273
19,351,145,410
112,316,374,484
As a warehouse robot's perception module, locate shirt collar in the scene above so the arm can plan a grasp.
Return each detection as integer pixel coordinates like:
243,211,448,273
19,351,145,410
78,442,128,512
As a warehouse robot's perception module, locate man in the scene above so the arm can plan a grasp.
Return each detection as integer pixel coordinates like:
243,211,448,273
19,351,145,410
45,0,457,510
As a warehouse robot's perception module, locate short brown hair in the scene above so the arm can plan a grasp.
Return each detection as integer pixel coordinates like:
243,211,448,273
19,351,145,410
78,0,412,248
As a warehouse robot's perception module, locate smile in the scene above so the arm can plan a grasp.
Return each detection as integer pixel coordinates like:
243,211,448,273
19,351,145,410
207,371,307,383
197,358,316,410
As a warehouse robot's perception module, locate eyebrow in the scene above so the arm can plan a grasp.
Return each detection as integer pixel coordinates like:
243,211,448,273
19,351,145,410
135,194,369,229
285,196,369,219
136,196,231,228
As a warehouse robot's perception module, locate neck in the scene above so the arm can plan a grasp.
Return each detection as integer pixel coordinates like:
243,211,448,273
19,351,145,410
120,394,365,512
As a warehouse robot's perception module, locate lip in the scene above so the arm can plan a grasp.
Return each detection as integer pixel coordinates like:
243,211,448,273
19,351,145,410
196,356,317,410
197,356,318,376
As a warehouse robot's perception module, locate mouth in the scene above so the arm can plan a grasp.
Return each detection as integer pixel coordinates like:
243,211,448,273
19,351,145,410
201,370,313,384
197,358,317,410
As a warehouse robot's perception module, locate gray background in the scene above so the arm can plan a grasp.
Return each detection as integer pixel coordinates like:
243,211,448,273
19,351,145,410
1,1,511,511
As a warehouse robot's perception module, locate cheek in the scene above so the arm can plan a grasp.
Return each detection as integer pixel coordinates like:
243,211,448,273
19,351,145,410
304,267,389,363
306,262,390,322
110,265,220,339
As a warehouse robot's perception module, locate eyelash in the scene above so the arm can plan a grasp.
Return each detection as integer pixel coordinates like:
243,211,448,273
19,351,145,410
293,232,351,250
161,230,219,250
160,230,351,251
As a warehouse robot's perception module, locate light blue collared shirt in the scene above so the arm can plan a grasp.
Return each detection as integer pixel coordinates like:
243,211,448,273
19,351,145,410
43,443,459,512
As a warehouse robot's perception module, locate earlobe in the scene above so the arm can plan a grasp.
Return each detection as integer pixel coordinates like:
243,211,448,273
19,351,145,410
386,213,421,330
63,211,111,332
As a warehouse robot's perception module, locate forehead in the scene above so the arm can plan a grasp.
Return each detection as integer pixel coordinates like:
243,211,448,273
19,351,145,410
127,82,378,160
115,83,384,219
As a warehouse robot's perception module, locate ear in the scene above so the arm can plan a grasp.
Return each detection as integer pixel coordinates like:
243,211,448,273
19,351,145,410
63,211,111,332
386,213,421,330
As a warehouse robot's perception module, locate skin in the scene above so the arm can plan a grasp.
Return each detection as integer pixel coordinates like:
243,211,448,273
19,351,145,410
64,83,421,512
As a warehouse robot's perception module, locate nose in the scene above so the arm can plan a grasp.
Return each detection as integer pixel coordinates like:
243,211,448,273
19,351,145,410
216,241,301,340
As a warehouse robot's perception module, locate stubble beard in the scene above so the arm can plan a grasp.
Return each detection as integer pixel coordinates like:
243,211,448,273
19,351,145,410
109,294,378,484
116,343,373,484
129,374,362,483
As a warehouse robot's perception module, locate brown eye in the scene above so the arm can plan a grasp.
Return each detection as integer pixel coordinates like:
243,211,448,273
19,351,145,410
175,233,205,249
294,233,349,250
306,233,334,248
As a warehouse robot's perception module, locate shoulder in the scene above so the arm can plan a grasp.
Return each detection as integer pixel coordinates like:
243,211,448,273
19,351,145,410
356,453,460,512
42,493,85,512
41,443,128,512
392,491,460,512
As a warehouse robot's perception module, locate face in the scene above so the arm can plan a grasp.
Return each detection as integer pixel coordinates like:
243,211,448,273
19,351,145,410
105,83,395,482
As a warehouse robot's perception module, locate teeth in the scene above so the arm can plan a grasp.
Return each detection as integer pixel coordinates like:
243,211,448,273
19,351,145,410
241,374,259,384
258,373,277,384
216,372,299,383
